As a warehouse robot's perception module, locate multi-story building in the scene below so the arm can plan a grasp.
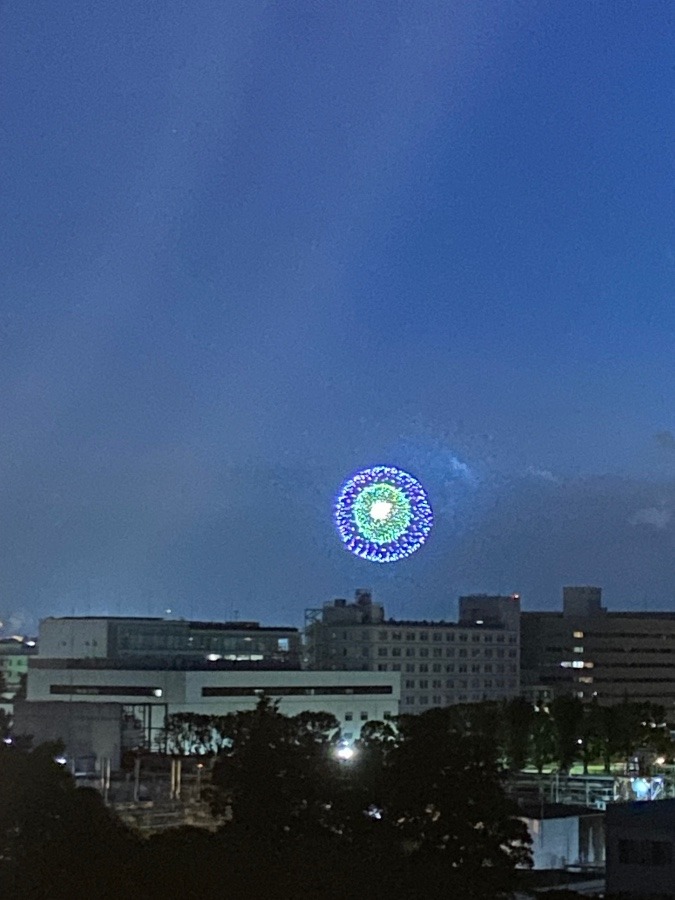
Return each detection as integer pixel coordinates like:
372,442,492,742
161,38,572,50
305,590,521,710
522,587,675,709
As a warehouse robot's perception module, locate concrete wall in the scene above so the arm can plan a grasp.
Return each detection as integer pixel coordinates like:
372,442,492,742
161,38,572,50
39,619,110,658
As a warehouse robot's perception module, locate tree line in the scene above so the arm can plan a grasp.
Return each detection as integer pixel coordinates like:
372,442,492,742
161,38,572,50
162,694,673,775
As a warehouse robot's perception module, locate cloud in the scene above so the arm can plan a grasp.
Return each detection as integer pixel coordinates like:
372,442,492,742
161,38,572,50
655,431,675,451
525,466,560,484
629,506,672,530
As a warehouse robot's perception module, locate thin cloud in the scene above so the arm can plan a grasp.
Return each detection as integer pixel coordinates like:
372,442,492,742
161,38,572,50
629,506,672,530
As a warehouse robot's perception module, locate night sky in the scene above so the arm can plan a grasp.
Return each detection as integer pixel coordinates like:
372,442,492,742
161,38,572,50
2,2,674,632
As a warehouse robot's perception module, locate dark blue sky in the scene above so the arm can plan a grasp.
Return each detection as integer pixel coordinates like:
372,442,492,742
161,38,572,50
1,1,674,631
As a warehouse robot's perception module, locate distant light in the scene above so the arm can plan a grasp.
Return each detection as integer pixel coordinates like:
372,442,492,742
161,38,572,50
475,620,484,625
206,654,222,662
153,689,163,697
336,745,355,761
577,738,583,745
25,640,36,647
3,737,12,745
656,757,666,766
55,756,67,766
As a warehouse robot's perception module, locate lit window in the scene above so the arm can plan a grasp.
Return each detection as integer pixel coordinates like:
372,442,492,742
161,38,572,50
573,646,584,653
573,631,584,639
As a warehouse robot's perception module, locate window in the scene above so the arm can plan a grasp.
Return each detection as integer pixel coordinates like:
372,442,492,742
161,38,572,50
419,632,429,641
446,633,455,642
458,649,467,658
485,664,493,673
432,695,442,705
471,664,480,673
392,663,401,671
405,696,415,705
573,631,584,639
405,664,415,673
345,712,353,721
277,638,289,652
419,648,429,657
392,647,401,657
432,680,441,688
459,634,468,643
392,632,402,641
446,648,455,657
433,648,442,658
419,696,429,705
360,711,368,721
377,647,388,657
446,679,454,688
472,634,480,643
406,648,415,657
445,664,455,673
383,711,392,719
471,649,480,657
419,664,429,673
377,664,387,671
405,680,415,689
573,646,584,653
485,649,493,658
433,633,442,642
378,631,388,641
432,663,441,673
406,632,415,641
458,664,467,673
419,679,428,689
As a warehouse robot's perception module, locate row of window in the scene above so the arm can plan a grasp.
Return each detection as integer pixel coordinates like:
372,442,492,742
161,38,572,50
376,662,518,675
401,686,514,707
376,647,515,659
404,677,517,691
328,630,516,644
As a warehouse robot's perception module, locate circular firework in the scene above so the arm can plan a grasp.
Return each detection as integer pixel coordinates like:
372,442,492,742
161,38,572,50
334,466,433,563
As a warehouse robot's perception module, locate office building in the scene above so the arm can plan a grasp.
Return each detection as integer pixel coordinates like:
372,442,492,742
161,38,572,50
522,587,675,708
305,590,521,710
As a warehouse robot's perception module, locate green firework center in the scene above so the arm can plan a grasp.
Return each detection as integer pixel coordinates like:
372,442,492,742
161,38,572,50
352,483,413,545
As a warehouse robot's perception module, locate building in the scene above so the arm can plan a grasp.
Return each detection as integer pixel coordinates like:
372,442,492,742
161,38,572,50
0,636,37,697
15,615,400,769
522,587,675,709
606,799,675,897
305,590,520,710
519,803,605,871
38,616,301,668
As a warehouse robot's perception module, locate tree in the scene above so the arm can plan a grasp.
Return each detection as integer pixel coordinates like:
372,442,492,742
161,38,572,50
503,697,535,770
0,741,137,898
549,695,584,772
382,708,531,898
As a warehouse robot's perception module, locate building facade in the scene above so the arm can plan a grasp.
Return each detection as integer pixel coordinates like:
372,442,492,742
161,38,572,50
522,587,675,709
306,590,520,710
39,616,301,668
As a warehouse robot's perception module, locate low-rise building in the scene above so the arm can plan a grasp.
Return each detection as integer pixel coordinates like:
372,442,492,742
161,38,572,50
305,590,520,710
520,803,605,871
